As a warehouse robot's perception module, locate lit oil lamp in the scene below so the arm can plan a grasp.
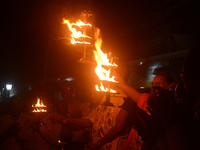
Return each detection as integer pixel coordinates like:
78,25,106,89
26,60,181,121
32,97,47,113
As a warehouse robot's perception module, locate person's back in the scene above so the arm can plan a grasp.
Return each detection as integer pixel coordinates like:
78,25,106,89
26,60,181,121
0,96,24,150
177,45,200,149
122,71,176,149
147,45,200,150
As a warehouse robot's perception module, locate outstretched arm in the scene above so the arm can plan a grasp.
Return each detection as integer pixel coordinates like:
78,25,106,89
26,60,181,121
118,83,141,104
113,70,141,104
50,113,93,130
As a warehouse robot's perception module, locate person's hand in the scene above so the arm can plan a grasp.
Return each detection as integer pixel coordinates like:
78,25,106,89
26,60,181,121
112,69,126,87
168,81,178,91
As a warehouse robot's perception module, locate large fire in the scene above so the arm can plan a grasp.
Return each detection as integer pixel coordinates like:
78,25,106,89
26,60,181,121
63,19,92,45
93,28,118,93
32,97,47,112
64,14,118,93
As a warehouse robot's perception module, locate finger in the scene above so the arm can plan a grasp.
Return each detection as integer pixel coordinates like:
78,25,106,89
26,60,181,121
146,107,160,120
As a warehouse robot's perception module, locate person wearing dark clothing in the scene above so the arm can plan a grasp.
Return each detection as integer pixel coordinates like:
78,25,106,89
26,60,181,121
145,45,200,150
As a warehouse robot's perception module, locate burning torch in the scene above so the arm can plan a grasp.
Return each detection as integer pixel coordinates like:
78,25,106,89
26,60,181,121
63,11,119,105
93,28,119,106
32,97,47,125
63,11,93,63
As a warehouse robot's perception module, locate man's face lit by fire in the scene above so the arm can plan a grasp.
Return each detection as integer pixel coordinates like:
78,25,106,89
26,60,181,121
152,75,170,90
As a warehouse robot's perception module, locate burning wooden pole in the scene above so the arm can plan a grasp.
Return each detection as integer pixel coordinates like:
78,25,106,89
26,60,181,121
80,11,92,62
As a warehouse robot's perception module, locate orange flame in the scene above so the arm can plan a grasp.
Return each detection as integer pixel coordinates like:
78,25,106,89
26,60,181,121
32,97,47,112
95,83,117,93
63,19,92,44
93,28,118,93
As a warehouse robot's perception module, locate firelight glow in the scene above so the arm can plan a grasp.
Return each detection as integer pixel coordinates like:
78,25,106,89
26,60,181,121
93,28,118,93
64,15,118,93
63,19,92,45
32,97,47,112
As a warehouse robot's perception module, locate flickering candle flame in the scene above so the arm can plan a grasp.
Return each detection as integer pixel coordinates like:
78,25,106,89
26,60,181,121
93,28,118,93
32,97,47,112
63,19,92,45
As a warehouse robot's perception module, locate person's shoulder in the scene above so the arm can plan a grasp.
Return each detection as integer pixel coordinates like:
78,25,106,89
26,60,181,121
139,93,150,98
138,93,149,102
138,93,149,109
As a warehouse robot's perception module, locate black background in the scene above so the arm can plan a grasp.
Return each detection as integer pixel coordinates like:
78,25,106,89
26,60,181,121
1,0,200,84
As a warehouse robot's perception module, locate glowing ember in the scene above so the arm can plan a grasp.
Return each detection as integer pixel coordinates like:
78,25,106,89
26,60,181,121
93,28,118,93
63,19,92,45
32,97,47,113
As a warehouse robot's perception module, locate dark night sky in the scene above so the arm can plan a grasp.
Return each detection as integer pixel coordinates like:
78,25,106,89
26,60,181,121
1,0,200,85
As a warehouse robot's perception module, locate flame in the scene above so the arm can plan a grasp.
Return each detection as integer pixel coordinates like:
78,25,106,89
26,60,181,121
63,19,92,44
95,83,116,93
32,109,47,113
93,28,118,93
32,97,47,112
63,15,118,93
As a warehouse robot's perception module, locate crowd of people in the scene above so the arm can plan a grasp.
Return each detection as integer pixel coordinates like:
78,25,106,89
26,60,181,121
0,45,200,150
